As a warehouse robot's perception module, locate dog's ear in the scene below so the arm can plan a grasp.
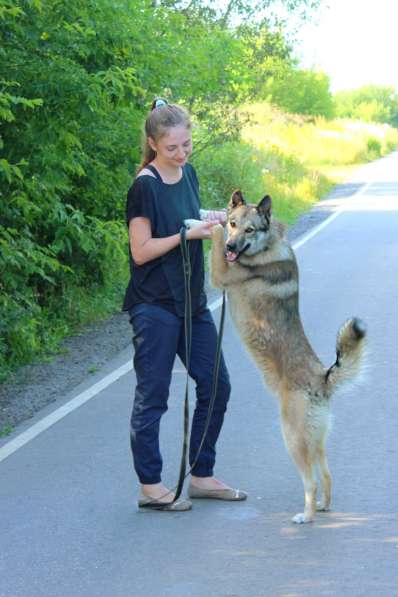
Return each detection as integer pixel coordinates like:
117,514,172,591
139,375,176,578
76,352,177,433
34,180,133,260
257,195,272,221
229,189,246,210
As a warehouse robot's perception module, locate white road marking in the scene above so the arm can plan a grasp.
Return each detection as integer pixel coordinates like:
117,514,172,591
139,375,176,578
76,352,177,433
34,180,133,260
0,179,376,463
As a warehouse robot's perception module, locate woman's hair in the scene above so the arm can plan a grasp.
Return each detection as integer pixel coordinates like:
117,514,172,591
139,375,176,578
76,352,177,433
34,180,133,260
137,98,192,172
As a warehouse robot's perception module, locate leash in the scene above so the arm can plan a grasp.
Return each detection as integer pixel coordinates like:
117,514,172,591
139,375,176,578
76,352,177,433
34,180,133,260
141,226,226,508
173,225,192,502
173,226,226,502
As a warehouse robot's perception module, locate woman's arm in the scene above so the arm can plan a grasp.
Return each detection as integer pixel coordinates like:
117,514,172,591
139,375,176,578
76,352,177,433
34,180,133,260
129,217,216,265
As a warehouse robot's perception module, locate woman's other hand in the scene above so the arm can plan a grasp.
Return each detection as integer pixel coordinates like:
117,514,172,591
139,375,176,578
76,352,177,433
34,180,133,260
200,209,227,225
186,221,217,240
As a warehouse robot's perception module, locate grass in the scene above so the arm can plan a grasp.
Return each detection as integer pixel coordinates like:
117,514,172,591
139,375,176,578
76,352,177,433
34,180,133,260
0,278,126,383
0,426,14,438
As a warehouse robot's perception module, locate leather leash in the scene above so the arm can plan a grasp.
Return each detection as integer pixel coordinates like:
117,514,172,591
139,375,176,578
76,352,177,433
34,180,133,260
172,226,226,502
142,226,226,508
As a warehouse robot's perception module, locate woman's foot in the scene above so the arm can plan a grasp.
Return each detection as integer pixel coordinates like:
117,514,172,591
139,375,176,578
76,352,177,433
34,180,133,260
189,476,247,501
140,482,175,503
139,483,192,511
190,476,232,491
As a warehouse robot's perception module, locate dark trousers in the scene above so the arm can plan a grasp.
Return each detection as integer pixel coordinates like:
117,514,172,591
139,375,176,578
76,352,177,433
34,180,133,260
128,304,231,484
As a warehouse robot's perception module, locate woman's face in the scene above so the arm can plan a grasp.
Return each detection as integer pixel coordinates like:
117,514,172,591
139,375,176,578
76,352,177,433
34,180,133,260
149,125,192,168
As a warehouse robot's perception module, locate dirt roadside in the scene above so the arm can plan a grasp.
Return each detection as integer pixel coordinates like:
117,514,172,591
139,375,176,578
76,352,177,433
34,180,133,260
0,185,354,434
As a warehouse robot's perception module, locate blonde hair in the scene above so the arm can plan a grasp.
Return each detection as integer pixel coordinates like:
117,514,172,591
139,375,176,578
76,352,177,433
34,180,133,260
137,99,192,172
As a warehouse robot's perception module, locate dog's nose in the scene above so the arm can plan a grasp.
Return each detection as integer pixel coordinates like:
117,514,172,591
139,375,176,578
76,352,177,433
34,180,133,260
226,241,237,252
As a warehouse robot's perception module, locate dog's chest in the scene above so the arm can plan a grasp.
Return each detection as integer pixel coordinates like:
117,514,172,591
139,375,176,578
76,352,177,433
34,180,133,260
228,288,273,337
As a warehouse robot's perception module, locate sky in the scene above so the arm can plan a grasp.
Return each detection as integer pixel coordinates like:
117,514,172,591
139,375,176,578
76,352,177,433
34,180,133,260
296,0,398,92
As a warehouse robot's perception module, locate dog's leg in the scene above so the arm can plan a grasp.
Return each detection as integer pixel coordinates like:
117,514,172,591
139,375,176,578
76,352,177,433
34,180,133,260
294,466,317,524
210,224,229,289
293,467,317,524
285,438,317,524
281,406,317,524
316,442,331,512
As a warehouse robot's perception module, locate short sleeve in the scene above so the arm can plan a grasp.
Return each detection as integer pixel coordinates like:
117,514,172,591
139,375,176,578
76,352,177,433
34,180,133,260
126,177,156,227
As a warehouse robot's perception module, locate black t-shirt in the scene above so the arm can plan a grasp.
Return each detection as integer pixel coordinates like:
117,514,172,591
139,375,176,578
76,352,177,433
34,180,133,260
122,163,207,317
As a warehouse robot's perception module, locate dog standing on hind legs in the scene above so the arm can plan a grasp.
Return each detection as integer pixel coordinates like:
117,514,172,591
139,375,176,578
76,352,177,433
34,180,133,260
210,190,367,524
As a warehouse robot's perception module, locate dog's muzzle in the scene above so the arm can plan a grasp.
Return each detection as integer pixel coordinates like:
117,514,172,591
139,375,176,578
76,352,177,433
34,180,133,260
225,242,250,262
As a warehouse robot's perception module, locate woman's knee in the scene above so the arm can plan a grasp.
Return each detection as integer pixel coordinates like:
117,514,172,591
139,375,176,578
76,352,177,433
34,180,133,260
131,377,171,427
195,372,231,409
131,396,168,432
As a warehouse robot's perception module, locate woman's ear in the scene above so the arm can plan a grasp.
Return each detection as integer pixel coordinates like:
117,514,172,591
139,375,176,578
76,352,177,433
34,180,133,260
147,136,157,152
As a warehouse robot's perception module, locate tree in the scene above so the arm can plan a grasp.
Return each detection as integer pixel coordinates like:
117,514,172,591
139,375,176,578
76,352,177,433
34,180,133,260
264,67,334,117
335,85,398,127
156,0,321,25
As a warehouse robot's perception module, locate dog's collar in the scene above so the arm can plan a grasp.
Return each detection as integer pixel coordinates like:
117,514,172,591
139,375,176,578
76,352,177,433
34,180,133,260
238,246,269,268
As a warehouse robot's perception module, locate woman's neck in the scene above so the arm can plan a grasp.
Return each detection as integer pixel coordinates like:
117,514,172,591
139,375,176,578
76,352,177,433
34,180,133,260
151,159,182,183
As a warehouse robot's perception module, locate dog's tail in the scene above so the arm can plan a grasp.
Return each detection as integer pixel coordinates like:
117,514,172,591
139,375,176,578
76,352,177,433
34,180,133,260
325,317,367,391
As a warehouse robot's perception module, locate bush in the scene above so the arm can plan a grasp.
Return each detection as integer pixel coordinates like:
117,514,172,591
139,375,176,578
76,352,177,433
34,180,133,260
366,137,382,158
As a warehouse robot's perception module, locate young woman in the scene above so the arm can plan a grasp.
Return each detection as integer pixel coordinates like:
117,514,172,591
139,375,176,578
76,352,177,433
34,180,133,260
123,98,247,511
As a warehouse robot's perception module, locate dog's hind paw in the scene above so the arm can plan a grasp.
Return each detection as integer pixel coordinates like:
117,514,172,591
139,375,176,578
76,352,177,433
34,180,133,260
292,512,314,524
316,501,331,512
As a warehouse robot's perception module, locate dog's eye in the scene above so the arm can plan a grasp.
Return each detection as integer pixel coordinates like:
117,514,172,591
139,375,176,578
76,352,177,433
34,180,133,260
245,227,255,234
229,221,236,228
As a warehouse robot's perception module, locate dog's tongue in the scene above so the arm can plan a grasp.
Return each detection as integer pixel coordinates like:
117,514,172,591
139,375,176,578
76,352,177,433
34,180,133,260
225,250,238,262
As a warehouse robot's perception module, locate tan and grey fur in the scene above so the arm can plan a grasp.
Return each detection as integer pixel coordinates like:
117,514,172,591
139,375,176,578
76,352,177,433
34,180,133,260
210,190,366,524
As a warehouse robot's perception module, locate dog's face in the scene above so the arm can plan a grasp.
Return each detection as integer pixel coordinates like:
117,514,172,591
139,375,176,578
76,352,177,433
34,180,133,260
225,190,272,262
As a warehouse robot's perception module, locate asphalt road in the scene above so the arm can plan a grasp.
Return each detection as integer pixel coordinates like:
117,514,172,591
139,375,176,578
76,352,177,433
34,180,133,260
1,152,398,597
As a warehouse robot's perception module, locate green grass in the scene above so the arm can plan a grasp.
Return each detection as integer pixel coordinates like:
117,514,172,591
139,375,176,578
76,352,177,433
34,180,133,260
0,277,127,383
0,426,14,438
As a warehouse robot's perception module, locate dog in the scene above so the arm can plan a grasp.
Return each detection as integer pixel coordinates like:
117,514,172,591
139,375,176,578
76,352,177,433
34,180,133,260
210,190,367,523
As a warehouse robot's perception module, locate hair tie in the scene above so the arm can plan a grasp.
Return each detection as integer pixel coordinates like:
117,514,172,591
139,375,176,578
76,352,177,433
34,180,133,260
151,98,168,111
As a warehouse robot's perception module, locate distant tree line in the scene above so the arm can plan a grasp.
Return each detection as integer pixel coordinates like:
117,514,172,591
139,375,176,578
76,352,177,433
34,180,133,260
334,85,398,128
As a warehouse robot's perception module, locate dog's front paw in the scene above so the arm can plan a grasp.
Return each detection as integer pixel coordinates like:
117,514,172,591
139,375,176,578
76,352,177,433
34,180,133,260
211,223,224,240
292,512,314,524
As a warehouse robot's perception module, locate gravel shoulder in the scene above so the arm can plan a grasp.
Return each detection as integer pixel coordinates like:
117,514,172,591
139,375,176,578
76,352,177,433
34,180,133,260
0,183,354,433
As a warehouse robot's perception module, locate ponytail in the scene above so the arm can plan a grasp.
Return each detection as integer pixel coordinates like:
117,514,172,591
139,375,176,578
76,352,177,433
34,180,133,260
138,141,156,173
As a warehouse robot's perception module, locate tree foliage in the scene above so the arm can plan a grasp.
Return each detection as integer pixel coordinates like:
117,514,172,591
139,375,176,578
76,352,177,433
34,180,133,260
264,67,334,117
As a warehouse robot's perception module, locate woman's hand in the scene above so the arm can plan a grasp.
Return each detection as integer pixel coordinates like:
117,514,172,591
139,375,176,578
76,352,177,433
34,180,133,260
130,216,223,265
